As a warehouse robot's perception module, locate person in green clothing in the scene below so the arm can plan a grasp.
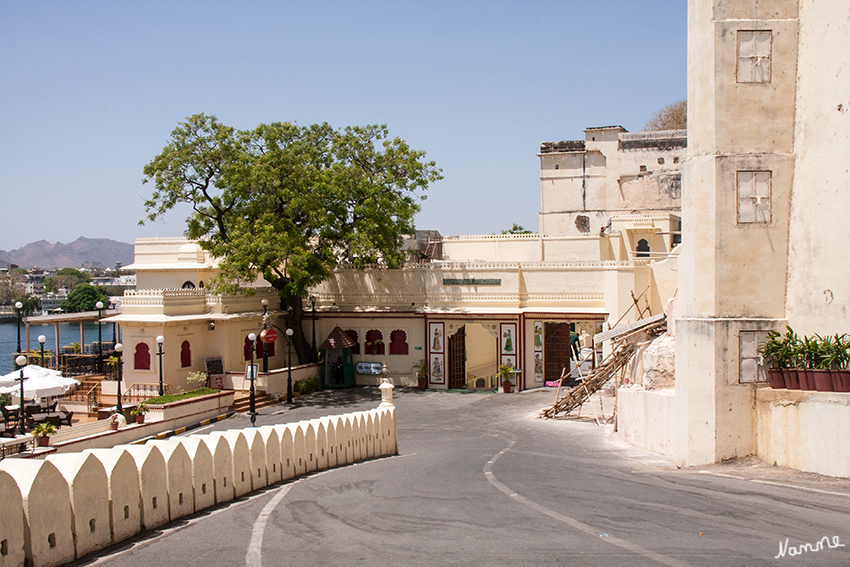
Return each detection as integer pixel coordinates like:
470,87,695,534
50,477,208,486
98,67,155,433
570,331,580,360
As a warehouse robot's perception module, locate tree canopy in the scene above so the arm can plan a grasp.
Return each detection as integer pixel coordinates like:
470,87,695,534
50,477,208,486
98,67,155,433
644,99,687,131
501,223,533,235
142,113,442,362
46,268,90,293
61,283,107,313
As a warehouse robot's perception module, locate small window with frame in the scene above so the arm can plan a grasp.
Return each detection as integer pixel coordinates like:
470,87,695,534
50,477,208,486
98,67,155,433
737,171,772,224
740,331,770,383
737,30,772,83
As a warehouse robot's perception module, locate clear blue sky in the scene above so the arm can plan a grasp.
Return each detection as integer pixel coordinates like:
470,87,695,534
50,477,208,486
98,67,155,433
0,0,686,251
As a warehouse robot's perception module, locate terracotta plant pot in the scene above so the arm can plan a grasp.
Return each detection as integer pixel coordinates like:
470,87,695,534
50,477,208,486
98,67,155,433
801,370,817,391
831,369,850,392
812,369,834,392
502,382,513,393
767,369,785,389
783,369,800,390
37,437,49,447
110,421,119,430
135,415,145,424
418,377,428,390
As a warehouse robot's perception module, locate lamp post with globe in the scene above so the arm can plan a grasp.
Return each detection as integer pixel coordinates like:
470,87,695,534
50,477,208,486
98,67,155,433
115,343,124,414
16,355,27,435
38,335,47,368
156,335,165,396
286,328,294,404
14,301,23,368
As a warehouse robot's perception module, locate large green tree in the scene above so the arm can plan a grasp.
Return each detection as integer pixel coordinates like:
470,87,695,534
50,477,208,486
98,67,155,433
61,283,108,313
142,113,442,363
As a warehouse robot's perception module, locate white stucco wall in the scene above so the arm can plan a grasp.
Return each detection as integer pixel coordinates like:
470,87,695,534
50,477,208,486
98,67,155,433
616,388,676,456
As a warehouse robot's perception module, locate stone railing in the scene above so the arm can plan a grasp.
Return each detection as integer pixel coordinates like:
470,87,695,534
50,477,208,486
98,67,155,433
0,386,397,567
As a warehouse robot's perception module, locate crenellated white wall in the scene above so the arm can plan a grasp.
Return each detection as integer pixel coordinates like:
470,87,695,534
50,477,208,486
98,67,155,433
0,402,398,567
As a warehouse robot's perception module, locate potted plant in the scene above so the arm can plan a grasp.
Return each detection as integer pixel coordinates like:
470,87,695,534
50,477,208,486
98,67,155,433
498,364,514,393
413,360,429,390
33,422,57,447
367,339,383,355
131,402,149,424
812,334,837,392
758,330,789,389
830,334,850,392
798,335,819,391
110,413,120,430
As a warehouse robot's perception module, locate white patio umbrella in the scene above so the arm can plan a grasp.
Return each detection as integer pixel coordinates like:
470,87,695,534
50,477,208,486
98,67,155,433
0,366,80,399
0,364,63,388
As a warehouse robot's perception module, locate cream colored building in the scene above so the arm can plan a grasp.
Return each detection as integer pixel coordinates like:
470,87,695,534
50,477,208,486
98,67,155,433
110,123,683,394
615,0,850,477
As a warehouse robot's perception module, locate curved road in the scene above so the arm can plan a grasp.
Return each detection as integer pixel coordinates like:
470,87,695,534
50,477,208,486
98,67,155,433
76,388,850,567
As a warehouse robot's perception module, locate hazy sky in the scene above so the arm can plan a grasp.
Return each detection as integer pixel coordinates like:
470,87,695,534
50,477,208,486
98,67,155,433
0,0,686,250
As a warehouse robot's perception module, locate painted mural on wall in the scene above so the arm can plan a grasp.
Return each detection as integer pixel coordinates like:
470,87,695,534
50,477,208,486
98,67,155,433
428,322,445,384
533,321,543,382
499,322,518,376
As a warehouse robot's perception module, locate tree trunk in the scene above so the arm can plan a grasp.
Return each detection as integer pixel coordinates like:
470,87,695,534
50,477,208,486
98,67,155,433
278,290,314,366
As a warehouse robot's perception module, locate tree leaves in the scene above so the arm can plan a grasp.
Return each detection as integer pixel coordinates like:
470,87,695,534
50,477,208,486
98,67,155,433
141,113,442,362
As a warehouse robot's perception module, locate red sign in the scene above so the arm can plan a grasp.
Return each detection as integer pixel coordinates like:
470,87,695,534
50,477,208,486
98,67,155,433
261,328,278,343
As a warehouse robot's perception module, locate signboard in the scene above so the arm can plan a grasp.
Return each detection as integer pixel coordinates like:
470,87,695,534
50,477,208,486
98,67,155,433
355,361,383,375
245,364,258,382
204,356,224,377
261,328,278,343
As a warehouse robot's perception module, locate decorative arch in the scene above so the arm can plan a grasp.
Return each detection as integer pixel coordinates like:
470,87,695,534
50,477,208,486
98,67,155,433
181,281,196,289
134,342,151,370
636,239,650,258
365,330,384,355
244,336,254,361
389,330,408,355
181,340,191,368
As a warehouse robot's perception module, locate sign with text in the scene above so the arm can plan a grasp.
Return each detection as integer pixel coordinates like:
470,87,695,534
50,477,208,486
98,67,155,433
355,361,383,375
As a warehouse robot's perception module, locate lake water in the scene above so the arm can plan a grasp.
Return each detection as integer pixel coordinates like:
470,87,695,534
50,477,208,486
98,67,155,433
0,320,114,375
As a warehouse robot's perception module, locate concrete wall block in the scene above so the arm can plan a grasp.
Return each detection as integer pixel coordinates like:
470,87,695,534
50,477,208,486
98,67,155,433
119,445,170,530
0,459,74,567
273,425,296,480
239,429,268,490
320,417,338,469
174,437,216,512
288,424,307,476
310,419,329,471
0,469,26,567
298,421,317,473
83,448,142,544
336,415,353,465
45,453,112,559
379,408,398,456
189,434,234,504
257,426,282,485
365,412,377,458
148,440,196,520
209,431,252,497
346,413,362,462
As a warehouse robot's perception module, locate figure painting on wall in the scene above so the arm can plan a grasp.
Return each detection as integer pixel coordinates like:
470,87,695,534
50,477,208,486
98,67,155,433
503,329,513,353
432,328,442,352
534,352,543,381
431,356,443,380
534,322,543,350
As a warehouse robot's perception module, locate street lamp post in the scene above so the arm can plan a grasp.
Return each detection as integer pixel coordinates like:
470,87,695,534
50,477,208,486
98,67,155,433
115,343,124,414
38,335,46,368
14,301,23,368
248,333,257,426
310,296,317,363
261,299,269,373
110,298,117,345
95,301,104,374
156,335,165,396
286,328,294,404
15,355,27,435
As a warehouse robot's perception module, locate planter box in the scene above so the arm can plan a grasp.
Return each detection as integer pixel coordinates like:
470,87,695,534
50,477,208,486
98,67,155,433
831,370,850,392
146,391,235,422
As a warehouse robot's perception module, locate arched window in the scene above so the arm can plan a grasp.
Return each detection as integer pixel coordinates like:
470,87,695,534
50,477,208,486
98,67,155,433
345,330,360,354
636,239,650,258
257,336,275,358
134,342,151,370
365,330,384,355
389,330,408,355
181,281,195,289
181,340,191,368
244,336,255,361
198,281,205,288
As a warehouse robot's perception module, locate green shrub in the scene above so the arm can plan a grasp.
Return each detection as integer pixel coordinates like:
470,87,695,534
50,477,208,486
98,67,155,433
294,375,323,395
144,388,218,405
186,371,209,390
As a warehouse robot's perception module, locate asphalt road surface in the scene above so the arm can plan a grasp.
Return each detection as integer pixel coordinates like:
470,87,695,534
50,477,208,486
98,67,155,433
73,387,850,567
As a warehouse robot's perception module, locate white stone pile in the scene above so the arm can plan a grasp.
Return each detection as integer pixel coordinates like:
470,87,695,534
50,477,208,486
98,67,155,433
0,406,398,567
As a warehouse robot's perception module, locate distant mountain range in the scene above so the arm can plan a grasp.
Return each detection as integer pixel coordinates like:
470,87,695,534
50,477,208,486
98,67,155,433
0,237,134,270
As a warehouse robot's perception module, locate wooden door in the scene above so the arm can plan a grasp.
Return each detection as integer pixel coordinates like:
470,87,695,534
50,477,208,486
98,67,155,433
448,326,466,389
544,322,570,382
